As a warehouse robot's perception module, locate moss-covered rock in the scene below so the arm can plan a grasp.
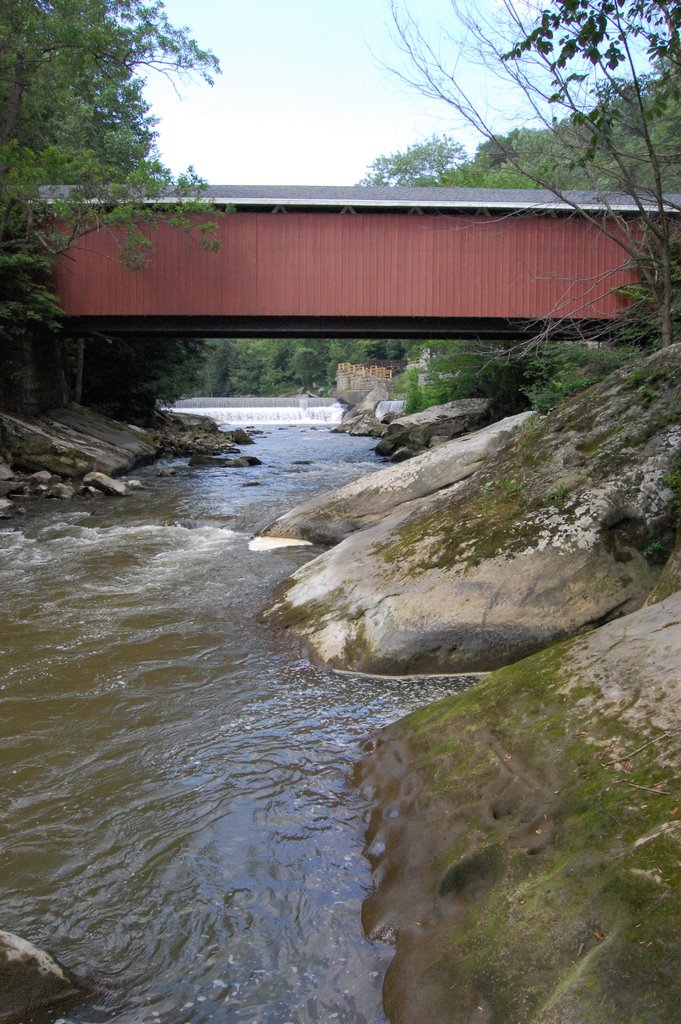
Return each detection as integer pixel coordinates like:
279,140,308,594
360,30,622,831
268,345,681,674
359,591,681,1024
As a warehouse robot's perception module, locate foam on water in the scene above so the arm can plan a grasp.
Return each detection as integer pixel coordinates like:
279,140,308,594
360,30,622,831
248,536,313,552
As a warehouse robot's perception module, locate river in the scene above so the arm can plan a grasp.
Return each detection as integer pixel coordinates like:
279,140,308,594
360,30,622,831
1,425,467,1024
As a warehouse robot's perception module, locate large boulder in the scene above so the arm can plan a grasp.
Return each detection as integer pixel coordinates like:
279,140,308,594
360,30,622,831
0,406,156,478
0,930,90,1022
155,409,220,432
374,398,491,459
264,413,533,547
359,590,681,1024
332,408,386,437
333,383,390,437
82,471,129,496
267,346,681,674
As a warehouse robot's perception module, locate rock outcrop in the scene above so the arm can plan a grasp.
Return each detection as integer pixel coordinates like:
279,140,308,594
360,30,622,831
359,590,681,1024
267,346,681,674
0,930,89,1022
151,410,254,457
0,404,260,506
333,383,390,438
374,398,491,460
0,406,156,478
264,413,533,547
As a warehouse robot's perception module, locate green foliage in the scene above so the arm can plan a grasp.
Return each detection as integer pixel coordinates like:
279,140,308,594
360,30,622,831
0,251,62,335
521,344,642,412
200,338,409,397
80,336,207,422
506,1,681,99
0,0,220,253
662,459,681,523
362,90,681,195
403,341,531,417
403,368,425,413
0,0,221,412
400,340,644,419
358,133,467,186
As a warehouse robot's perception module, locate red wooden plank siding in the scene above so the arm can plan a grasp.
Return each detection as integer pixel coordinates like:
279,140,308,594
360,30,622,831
53,211,635,320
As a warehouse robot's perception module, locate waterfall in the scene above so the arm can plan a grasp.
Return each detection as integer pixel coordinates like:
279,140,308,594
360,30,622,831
375,399,405,420
168,396,346,426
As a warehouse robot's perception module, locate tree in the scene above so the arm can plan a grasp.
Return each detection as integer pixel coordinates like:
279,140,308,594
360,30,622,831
388,0,681,346
359,132,467,185
198,338,410,399
0,1,221,414
0,1,219,247
80,335,207,421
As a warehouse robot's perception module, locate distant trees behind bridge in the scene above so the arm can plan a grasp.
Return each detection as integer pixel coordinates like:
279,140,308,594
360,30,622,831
197,338,409,399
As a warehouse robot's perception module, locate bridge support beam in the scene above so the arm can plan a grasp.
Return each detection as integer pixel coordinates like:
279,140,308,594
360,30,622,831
62,315,614,342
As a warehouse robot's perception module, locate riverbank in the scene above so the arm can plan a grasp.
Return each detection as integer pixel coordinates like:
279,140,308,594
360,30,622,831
0,405,256,515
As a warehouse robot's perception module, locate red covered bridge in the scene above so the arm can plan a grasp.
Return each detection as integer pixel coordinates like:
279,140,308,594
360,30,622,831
53,186,638,340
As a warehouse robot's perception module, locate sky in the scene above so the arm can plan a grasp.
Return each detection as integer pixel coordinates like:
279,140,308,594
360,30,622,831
143,0,478,186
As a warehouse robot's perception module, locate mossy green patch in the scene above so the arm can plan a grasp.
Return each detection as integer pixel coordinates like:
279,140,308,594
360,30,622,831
377,347,681,582
372,628,681,1023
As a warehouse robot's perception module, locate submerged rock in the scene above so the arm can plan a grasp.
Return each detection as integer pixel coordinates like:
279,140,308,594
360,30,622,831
359,591,681,1024
0,929,90,1022
268,346,681,674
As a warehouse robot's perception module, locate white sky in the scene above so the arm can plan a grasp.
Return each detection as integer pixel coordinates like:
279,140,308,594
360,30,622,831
143,0,482,186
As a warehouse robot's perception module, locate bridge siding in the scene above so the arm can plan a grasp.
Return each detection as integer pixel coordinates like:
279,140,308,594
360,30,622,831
53,211,634,321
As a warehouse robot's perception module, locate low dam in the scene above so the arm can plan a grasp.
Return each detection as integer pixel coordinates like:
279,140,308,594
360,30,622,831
170,396,346,426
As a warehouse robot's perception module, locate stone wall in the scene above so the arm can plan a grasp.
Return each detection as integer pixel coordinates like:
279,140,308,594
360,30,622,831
334,362,398,406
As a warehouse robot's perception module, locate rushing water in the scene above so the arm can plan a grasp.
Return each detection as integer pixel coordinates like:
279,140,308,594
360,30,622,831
168,398,345,427
1,427,468,1024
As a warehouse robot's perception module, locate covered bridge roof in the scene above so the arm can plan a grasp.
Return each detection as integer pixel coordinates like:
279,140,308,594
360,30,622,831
193,184,681,214
41,183,681,215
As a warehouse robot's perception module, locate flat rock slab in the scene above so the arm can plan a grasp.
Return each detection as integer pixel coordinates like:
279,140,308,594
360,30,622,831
264,413,532,547
1,406,156,477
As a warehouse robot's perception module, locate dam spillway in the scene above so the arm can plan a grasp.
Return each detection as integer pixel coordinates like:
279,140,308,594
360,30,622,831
169,396,346,426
